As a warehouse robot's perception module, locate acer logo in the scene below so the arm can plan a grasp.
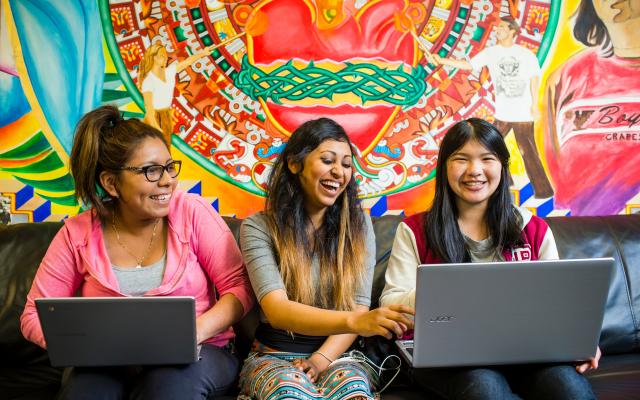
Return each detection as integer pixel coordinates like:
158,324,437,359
429,315,454,323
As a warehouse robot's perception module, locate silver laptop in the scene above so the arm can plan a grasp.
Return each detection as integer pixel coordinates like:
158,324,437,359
396,258,614,368
35,296,197,367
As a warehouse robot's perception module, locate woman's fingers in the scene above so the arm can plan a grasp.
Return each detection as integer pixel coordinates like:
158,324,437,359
293,358,317,382
388,304,416,316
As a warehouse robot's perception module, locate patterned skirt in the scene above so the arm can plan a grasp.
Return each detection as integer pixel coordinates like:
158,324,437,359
238,342,376,400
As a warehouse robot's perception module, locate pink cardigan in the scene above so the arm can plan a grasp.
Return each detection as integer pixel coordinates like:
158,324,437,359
21,190,254,349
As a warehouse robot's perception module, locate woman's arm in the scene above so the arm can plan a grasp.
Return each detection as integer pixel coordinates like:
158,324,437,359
176,45,214,73
293,304,369,382
240,214,413,338
379,222,420,308
191,196,255,343
260,289,412,338
195,293,244,344
20,226,84,348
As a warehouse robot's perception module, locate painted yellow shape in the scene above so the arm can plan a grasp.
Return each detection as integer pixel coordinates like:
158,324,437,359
504,129,526,176
423,17,445,42
0,113,40,152
435,0,453,10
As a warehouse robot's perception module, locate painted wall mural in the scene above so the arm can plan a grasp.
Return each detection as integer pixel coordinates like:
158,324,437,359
1,0,639,223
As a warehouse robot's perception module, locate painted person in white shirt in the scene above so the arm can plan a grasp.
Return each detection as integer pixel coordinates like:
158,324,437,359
427,16,554,199
137,42,214,145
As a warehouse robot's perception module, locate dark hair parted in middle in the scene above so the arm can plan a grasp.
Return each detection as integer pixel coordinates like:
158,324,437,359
265,118,366,311
573,0,612,55
424,118,523,263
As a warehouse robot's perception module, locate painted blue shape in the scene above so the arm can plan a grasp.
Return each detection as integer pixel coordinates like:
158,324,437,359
511,180,534,206
14,184,34,209
256,142,285,158
369,196,388,217
0,73,31,126
32,199,51,222
10,0,105,154
536,197,555,217
372,144,402,159
519,182,534,204
188,181,202,195
211,198,219,212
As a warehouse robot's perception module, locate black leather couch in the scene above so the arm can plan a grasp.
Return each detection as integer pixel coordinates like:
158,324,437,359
1,215,639,399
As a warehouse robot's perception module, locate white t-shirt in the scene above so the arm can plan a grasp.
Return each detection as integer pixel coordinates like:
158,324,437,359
470,44,541,122
141,63,177,110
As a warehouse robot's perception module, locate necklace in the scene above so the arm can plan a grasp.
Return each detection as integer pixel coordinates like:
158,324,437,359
112,214,160,268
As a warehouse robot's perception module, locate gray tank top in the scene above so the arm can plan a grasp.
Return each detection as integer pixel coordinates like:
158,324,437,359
112,254,166,296
464,235,504,262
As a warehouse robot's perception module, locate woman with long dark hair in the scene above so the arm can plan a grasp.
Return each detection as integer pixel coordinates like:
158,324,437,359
381,118,598,398
238,118,414,399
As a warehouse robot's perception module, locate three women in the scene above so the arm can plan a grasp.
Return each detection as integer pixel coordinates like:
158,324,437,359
22,106,599,399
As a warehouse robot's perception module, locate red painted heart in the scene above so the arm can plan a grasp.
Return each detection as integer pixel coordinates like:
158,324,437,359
245,0,418,154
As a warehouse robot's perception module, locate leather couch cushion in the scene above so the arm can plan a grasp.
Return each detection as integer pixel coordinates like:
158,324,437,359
0,222,63,367
546,215,640,355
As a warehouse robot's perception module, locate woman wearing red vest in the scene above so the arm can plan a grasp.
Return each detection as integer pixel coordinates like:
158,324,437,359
380,118,599,399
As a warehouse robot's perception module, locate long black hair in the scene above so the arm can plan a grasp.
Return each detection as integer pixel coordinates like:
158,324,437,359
573,0,613,56
423,118,523,262
264,118,366,310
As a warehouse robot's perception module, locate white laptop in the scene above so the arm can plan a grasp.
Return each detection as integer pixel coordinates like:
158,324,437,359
35,296,198,367
396,258,614,368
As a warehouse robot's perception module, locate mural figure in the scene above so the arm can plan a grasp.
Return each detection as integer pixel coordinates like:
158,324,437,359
138,42,215,144
429,16,555,199
544,0,640,215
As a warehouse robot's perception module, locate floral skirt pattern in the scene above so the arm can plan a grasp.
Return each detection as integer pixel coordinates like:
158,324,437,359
238,342,375,400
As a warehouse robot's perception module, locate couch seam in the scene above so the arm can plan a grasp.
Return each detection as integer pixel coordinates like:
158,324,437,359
602,217,639,351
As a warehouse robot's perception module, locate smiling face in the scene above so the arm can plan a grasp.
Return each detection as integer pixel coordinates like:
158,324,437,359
593,0,640,23
289,139,353,223
446,139,503,213
102,137,177,223
495,20,517,42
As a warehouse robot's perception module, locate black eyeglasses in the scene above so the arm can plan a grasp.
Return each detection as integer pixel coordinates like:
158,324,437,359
121,160,182,182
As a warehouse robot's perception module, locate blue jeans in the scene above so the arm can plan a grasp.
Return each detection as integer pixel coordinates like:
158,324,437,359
413,364,595,400
58,344,239,400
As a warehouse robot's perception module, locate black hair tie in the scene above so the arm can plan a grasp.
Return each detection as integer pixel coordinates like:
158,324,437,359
106,116,117,128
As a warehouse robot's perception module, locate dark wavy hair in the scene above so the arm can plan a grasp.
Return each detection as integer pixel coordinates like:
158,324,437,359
70,105,168,221
573,0,613,56
423,118,523,262
265,118,366,310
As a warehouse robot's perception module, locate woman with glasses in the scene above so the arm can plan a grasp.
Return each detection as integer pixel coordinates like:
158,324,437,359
20,105,254,399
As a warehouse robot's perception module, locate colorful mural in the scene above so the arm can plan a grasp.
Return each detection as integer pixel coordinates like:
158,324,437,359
1,0,639,222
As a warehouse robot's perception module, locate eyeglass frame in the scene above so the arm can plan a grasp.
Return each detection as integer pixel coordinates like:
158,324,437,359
120,160,182,182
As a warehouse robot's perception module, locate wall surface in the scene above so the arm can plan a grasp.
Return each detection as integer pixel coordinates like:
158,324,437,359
1,0,638,222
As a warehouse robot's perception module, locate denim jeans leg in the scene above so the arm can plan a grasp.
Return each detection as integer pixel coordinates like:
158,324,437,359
57,367,128,400
413,367,520,400
130,344,240,400
513,364,596,400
